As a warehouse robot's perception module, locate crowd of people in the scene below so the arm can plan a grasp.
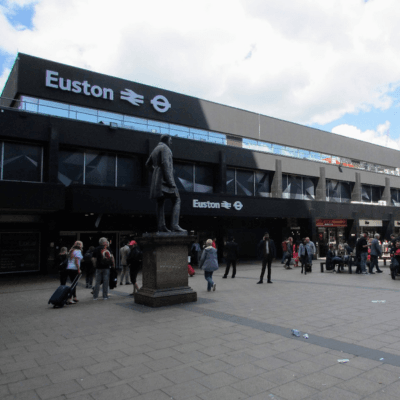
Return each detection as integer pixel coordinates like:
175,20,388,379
56,230,400,302
55,237,142,304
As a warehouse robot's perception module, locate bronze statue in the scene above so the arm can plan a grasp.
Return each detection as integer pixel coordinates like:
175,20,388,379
146,135,187,233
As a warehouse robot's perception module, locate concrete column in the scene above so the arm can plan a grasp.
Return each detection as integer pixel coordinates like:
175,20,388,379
382,177,391,205
351,172,362,202
316,167,326,201
271,159,282,198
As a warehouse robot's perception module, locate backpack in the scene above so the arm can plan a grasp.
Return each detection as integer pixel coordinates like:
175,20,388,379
83,251,92,263
100,249,113,268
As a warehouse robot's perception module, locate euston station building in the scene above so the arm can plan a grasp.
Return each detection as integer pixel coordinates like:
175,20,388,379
1,53,400,274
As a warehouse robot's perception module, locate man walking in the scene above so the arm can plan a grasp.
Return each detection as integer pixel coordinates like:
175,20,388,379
306,237,316,266
257,232,276,284
92,237,115,300
119,241,131,285
356,232,369,275
370,233,383,273
223,237,238,278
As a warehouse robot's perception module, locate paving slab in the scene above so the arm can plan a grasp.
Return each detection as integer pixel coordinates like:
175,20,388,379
2,261,400,399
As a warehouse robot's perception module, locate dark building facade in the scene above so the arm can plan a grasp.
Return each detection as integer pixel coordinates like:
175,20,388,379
1,53,400,274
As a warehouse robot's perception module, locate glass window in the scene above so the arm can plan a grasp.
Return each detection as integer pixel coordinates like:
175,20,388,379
282,174,289,198
303,177,315,200
288,175,303,199
327,180,340,202
58,150,84,186
226,169,235,195
371,186,382,203
361,185,371,202
85,151,116,186
194,165,214,193
173,162,193,192
117,155,142,188
391,189,400,206
236,170,254,196
339,182,352,203
3,142,42,182
255,171,270,197
38,99,69,118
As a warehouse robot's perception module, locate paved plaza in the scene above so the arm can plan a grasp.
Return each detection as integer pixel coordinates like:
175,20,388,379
2,260,400,400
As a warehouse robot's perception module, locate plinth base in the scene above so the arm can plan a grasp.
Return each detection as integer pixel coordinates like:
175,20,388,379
134,286,197,308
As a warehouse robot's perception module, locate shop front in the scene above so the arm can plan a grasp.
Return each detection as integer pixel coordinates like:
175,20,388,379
316,219,348,257
359,219,384,238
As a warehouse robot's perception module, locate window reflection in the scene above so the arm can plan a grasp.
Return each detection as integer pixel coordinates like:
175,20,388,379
3,142,42,182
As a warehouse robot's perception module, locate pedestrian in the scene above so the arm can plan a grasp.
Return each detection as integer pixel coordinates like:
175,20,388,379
56,247,68,285
127,241,142,295
390,241,400,280
299,238,312,273
199,239,219,292
306,237,316,267
92,237,115,300
65,241,83,304
281,237,288,264
257,232,276,284
191,239,201,266
223,237,238,278
119,241,132,285
370,233,383,274
284,237,293,269
82,246,95,288
356,232,369,274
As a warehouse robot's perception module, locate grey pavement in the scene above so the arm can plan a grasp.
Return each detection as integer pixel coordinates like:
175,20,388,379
2,260,400,399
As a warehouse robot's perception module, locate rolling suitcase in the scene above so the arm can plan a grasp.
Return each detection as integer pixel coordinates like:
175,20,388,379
48,274,82,308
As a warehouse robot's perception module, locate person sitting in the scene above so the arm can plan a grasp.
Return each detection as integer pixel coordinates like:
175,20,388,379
326,244,344,272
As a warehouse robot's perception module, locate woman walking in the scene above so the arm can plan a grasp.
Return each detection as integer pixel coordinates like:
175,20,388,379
199,239,219,292
56,247,68,285
66,241,83,304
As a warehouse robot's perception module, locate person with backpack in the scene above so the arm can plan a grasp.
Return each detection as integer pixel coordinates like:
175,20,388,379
92,237,115,300
82,246,95,288
127,241,142,295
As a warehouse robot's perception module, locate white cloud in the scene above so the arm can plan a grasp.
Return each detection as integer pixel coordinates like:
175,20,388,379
332,121,400,150
1,0,400,129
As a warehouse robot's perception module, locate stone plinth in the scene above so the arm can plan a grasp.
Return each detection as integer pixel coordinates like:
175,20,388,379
134,233,197,307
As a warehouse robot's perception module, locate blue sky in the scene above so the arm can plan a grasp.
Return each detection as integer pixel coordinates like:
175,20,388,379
1,0,400,151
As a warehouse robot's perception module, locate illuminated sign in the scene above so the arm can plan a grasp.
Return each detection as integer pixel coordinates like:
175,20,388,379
192,199,243,211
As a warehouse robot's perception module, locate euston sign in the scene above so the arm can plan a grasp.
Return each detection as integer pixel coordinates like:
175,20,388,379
45,70,171,113
193,199,243,211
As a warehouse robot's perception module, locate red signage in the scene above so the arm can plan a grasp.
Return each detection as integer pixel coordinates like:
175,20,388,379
316,219,347,227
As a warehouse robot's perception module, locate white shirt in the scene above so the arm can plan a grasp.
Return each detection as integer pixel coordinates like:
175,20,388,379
67,250,83,270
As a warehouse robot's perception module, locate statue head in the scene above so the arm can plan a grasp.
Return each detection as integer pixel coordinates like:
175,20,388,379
160,134,172,148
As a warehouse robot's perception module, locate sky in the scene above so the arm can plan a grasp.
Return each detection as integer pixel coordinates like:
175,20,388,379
1,0,400,151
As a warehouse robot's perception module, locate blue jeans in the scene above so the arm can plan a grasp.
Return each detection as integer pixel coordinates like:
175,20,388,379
93,269,110,299
281,251,288,263
204,271,214,291
360,252,368,273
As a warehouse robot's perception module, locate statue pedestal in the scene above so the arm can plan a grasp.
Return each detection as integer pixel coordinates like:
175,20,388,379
134,233,197,307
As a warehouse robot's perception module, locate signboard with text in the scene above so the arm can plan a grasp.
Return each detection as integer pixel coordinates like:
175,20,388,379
316,219,347,227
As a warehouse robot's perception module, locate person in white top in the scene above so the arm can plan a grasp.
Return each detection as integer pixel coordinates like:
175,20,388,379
66,241,83,304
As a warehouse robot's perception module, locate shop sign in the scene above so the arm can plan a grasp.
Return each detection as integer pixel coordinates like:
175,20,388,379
359,219,382,227
395,221,400,227
192,199,243,211
45,70,171,113
316,219,347,227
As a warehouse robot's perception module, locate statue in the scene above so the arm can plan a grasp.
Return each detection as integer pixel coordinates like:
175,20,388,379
145,135,187,233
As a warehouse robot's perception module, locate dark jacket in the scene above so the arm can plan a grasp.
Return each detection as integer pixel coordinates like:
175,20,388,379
55,253,67,271
127,246,142,269
370,238,382,257
145,142,178,199
92,246,114,270
224,241,238,261
356,237,368,255
199,247,219,271
257,239,276,259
